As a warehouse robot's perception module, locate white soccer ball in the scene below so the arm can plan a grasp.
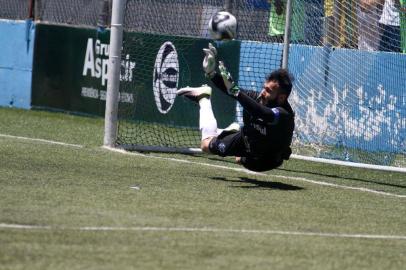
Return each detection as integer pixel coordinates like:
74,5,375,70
208,11,237,40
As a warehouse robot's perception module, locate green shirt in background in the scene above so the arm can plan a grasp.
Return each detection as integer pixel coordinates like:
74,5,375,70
400,0,406,53
268,0,304,42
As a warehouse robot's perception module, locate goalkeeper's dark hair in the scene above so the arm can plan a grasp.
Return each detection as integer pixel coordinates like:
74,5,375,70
266,68,294,96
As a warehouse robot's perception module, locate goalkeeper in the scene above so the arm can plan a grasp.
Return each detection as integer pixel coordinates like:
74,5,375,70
177,43,295,172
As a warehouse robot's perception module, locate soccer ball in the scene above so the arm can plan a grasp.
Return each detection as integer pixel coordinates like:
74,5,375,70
208,11,237,40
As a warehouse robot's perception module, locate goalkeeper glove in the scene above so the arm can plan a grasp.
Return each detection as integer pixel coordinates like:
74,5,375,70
218,61,240,97
202,43,217,78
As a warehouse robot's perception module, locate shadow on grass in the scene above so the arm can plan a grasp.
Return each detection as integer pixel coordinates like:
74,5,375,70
199,154,404,189
205,156,405,189
277,168,406,189
211,176,304,191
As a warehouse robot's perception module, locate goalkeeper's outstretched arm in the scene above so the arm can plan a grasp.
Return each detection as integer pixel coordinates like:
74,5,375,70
210,73,229,94
202,43,286,122
210,72,282,123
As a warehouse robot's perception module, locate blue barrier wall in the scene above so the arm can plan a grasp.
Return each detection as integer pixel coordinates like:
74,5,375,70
239,42,406,153
0,19,35,109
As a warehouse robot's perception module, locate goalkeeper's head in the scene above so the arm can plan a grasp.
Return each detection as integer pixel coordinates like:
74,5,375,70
266,68,294,97
260,68,294,105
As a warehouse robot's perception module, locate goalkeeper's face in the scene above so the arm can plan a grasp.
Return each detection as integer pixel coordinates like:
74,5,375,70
259,80,281,105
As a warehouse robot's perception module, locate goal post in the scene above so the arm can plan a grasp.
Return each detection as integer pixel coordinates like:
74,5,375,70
104,0,405,172
281,0,292,69
104,0,125,147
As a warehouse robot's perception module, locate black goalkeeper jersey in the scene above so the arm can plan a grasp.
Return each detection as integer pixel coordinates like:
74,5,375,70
210,73,295,158
237,89,295,157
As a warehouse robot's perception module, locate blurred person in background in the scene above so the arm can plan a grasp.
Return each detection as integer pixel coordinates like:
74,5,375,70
304,0,324,45
334,0,359,48
268,0,289,43
324,0,358,48
267,0,324,45
378,0,401,52
400,0,406,53
267,0,305,43
357,0,384,51
323,0,336,45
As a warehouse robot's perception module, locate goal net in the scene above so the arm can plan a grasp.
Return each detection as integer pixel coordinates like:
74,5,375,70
115,0,406,168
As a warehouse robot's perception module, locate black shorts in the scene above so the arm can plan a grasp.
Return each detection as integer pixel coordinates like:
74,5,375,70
208,130,248,157
208,130,285,172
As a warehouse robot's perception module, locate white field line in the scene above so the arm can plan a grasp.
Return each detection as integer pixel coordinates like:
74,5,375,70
0,134,83,148
0,223,405,240
0,134,403,198
105,147,406,198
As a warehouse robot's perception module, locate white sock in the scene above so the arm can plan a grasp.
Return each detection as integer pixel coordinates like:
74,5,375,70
198,98,218,140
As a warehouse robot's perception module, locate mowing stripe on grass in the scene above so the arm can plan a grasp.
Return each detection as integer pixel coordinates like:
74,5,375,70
106,147,406,199
1,134,403,198
1,223,405,240
0,134,83,148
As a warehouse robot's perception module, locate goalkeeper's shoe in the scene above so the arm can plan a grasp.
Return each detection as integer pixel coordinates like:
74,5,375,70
223,122,240,132
176,85,212,103
217,122,240,136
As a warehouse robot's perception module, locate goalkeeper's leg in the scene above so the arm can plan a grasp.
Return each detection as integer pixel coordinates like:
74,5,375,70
199,96,218,144
177,85,218,152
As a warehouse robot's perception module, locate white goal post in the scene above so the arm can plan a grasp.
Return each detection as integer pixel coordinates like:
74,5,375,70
104,0,125,147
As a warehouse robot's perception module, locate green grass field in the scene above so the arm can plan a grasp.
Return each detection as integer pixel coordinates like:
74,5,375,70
0,107,405,270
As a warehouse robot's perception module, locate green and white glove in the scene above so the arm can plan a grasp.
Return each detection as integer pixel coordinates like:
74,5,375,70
202,43,217,78
218,61,240,97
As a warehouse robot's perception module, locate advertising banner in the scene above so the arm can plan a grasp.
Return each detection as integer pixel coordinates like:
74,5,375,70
32,24,240,129
32,24,111,115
